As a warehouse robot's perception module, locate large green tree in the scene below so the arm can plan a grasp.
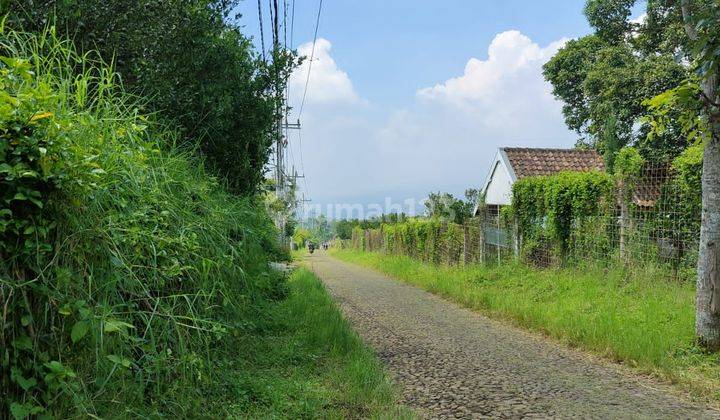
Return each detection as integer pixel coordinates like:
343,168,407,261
4,0,295,194
674,0,720,350
424,189,479,225
549,0,720,349
543,0,689,161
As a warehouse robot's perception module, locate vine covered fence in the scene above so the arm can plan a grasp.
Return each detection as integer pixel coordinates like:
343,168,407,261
348,216,513,267
348,148,702,279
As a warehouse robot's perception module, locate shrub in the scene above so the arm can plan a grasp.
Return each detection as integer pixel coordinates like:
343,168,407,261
0,29,282,417
511,171,615,262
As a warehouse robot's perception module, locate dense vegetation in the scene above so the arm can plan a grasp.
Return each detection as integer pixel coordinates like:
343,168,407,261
351,219,469,266
325,190,478,243
545,0,720,349
0,28,284,417
0,25,401,418
543,0,693,161
423,189,479,225
511,170,615,260
4,0,295,194
332,249,720,403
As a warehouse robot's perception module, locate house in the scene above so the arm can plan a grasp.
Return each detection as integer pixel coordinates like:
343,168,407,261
476,147,605,216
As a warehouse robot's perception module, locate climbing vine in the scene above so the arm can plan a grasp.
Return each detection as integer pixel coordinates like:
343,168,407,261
512,171,615,258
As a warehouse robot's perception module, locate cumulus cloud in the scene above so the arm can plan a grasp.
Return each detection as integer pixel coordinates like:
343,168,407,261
416,30,567,126
288,38,359,107
291,31,576,211
372,30,574,188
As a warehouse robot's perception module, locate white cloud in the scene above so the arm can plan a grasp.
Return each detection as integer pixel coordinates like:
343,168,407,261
371,30,574,189
630,13,647,25
288,38,359,107
290,31,576,212
417,31,567,122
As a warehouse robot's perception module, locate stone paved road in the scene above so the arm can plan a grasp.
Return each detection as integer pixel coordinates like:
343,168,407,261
306,252,720,419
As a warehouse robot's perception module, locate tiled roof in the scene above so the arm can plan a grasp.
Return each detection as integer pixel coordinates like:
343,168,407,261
502,147,605,178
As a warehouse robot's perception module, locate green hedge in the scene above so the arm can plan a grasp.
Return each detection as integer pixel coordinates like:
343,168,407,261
353,218,474,265
512,170,615,258
1,30,283,417
510,146,703,270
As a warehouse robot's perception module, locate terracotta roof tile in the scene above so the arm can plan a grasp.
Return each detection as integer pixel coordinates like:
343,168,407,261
502,147,605,178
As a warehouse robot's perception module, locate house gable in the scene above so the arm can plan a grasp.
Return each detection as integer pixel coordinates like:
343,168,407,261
484,155,514,206
475,147,604,215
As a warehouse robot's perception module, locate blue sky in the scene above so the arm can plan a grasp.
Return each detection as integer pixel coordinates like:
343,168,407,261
233,1,642,218
236,1,591,104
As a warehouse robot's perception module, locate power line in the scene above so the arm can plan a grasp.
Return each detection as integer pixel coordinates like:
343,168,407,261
298,0,324,119
271,0,279,48
283,0,288,49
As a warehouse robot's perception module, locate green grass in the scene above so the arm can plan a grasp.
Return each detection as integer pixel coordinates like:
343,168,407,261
0,28,333,418
215,267,409,418
330,249,720,403
1,27,406,418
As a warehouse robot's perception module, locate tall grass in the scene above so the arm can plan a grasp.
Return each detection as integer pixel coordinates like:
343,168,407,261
0,28,285,417
331,249,720,402
221,268,410,418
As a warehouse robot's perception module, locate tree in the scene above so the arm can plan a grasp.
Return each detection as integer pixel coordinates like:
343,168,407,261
678,0,720,350
543,0,688,161
5,0,297,194
424,189,478,225
628,0,718,349
333,219,358,240
309,215,332,243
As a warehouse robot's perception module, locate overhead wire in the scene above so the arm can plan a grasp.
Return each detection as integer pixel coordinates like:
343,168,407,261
297,0,323,119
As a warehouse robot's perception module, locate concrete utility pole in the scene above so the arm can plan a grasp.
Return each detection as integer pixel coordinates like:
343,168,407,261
275,120,301,240
270,0,305,242
297,193,311,228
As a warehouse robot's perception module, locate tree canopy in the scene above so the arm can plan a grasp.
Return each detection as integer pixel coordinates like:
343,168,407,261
543,0,705,162
5,0,296,194
424,189,479,225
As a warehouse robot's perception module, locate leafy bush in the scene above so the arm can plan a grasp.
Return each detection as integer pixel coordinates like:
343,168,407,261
672,142,703,220
0,29,283,417
614,146,644,179
292,228,312,248
6,0,296,194
512,171,615,260
354,218,472,265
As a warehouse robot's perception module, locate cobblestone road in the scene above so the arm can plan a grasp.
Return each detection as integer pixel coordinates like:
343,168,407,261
307,252,720,419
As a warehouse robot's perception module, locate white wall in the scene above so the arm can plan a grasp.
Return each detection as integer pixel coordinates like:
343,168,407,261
484,159,513,206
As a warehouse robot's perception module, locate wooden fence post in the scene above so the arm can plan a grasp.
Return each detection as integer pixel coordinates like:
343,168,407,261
618,180,630,261
463,224,470,265
478,216,485,265
439,222,447,265
513,216,521,259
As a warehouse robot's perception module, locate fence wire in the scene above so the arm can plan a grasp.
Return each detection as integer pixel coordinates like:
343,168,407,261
350,163,700,280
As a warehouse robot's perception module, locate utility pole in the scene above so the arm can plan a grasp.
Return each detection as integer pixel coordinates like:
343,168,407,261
296,190,311,229
276,120,301,237
272,0,290,242
270,0,306,245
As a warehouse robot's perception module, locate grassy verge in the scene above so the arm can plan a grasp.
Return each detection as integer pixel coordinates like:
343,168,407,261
330,248,720,403
218,267,408,418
